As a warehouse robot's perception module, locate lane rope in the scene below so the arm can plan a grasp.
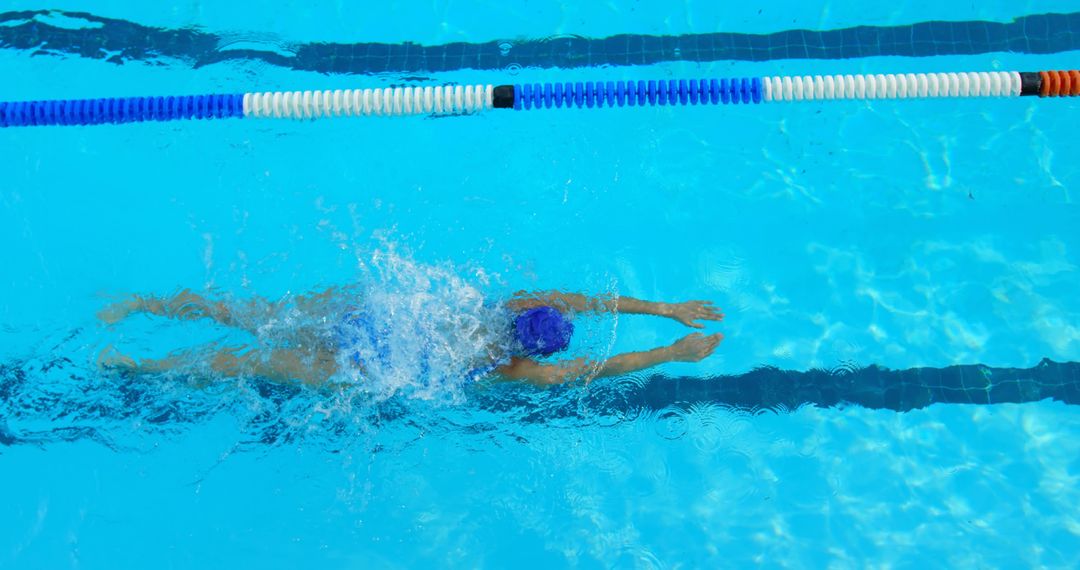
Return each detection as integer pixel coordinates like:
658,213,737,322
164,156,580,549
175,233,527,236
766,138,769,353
0,70,1073,128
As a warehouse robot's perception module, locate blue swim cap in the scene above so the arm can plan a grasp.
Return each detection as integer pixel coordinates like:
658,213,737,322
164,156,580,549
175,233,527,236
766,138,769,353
513,306,574,356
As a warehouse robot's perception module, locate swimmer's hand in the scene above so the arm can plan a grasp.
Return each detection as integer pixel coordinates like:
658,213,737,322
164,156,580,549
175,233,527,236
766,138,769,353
665,332,724,362
663,300,724,329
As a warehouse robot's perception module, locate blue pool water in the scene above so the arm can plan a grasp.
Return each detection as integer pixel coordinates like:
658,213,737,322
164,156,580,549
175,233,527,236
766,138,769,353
3,2,1080,567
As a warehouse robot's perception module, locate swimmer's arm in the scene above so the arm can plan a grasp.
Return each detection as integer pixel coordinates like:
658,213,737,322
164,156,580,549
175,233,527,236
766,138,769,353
508,291,724,328
494,333,723,386
506,291,614,313
493,357,593,386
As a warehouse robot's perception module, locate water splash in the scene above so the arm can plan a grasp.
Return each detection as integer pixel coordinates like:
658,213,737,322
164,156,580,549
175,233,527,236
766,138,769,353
104,244,531,405
330,246,518,404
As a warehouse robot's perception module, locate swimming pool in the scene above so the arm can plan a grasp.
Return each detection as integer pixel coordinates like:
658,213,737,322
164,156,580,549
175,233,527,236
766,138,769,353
2,1,1080,567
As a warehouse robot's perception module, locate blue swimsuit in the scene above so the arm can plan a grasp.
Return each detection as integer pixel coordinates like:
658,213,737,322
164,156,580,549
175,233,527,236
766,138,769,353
334,310,508,382
335,311,387,368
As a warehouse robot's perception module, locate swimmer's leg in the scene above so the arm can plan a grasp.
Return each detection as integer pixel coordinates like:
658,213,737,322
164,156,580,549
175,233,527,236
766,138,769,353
99,288,340,329
98,344,338,386
96,344,139,370
98,289,272,331
292,287,341,315
205,345,339,386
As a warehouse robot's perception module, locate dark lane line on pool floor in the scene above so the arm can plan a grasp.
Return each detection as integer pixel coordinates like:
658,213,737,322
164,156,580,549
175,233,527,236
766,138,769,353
2,10,1080,76
472,358,1080,416
0,357,1076,450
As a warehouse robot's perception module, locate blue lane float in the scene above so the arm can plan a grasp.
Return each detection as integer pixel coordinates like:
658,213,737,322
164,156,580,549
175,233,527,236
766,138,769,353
0,93,245,127
0,70,1074,128
507,78,762,110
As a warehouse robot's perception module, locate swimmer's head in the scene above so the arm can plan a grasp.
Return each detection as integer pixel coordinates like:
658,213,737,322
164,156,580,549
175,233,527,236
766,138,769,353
513,306,574,357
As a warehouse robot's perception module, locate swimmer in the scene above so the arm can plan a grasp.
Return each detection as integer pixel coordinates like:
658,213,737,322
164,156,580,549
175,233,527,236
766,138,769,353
97,288,724,387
